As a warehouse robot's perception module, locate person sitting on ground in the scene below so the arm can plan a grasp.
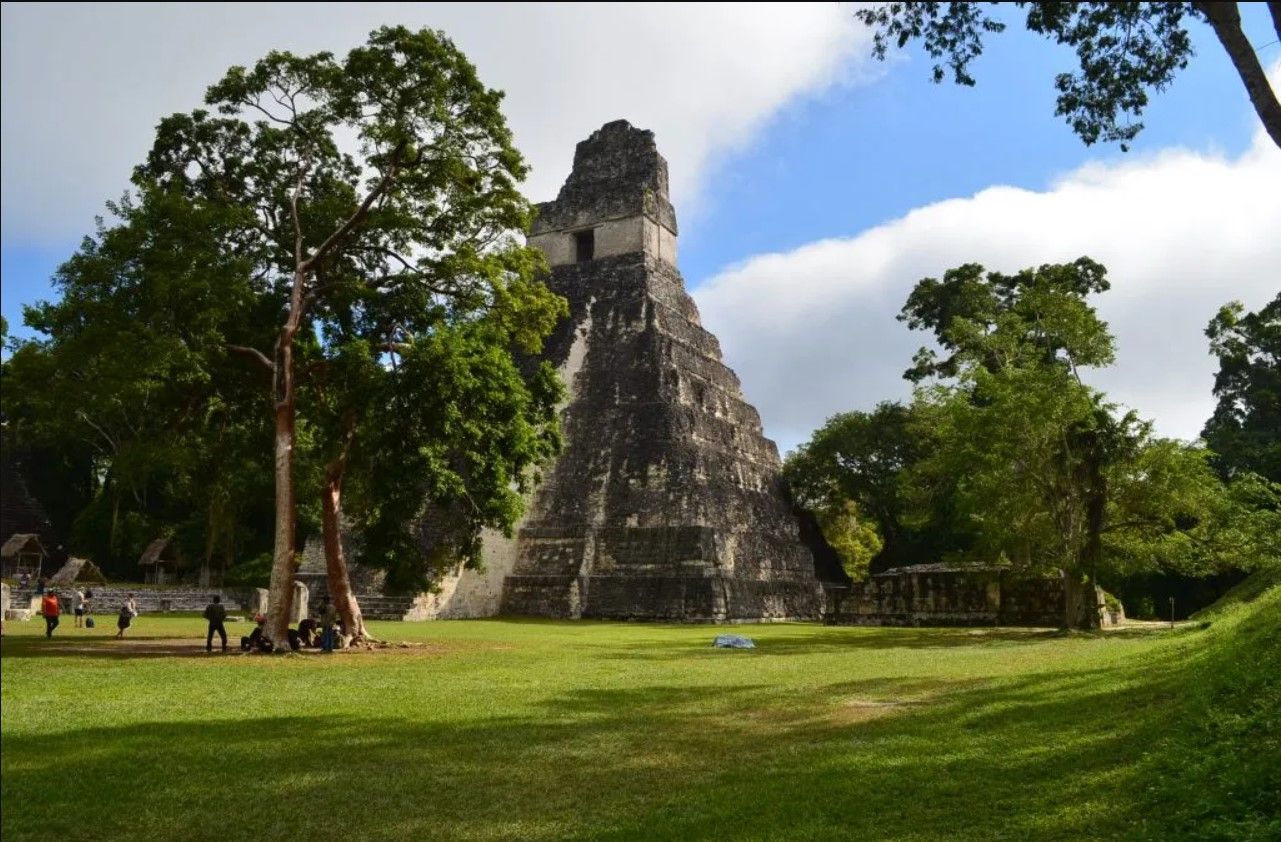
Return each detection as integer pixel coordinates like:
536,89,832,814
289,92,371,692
73,587,87,628
297,615,319,648
41,589,61,639
241,615,266,651
203,594,228,653
116,593,138,639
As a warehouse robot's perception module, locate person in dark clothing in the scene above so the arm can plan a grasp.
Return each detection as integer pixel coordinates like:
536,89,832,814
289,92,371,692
241,615,265,651
318,597,339,653
297,616,319,648
203,595,228,653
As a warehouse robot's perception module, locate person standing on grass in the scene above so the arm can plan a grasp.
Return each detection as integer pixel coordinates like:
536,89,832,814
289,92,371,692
116,593,138,639
41,589,61,638
203,595,228,653
72,587,87,628
319,596,339,653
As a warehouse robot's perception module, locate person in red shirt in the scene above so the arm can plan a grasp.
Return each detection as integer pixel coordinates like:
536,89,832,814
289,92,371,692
41,589,61,638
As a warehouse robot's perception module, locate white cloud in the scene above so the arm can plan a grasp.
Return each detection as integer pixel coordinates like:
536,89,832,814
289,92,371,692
695,128,1281,454
0,3,868,246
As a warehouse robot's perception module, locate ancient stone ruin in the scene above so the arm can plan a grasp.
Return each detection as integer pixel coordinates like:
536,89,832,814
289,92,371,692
419,120,842,621
827,564,1122,628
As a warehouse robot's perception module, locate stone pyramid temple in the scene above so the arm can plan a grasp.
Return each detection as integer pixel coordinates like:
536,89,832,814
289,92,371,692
471,120,838,621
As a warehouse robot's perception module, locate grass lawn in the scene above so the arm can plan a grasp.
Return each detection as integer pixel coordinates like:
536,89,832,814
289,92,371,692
2,586,1277,841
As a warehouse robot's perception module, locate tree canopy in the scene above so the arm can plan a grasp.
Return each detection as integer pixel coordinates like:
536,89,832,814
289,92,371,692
1202,293,1281,483
787,256,1279,627
855,2,1281,150
5,26,567,646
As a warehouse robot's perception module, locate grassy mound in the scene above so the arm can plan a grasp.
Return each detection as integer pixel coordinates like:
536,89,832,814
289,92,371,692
1147,569,1280,840
1193,564,1281,620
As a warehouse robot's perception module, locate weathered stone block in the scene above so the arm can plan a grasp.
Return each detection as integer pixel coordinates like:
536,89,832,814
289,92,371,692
291,581,309,624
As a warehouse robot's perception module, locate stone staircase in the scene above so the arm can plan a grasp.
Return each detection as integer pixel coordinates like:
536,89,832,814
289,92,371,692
351,593,418,621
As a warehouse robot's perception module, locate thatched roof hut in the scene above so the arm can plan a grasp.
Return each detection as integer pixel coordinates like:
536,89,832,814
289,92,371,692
1,533,46,579
139,537,182,584
48,556,107,586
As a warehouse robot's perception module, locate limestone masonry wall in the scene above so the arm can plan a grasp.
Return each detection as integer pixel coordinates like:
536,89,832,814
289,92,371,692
829,565,1110,628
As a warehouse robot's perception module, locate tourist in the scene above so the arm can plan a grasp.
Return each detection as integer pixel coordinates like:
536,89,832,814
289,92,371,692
73,587,87,628
41,588,61,638
203,594,228,653
241,615,266,651
297,614,319,648
116,593,138,639
318,597,339,653
19,571,30,589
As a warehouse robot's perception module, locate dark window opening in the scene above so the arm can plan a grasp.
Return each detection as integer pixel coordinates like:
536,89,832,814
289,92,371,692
575,228,595,263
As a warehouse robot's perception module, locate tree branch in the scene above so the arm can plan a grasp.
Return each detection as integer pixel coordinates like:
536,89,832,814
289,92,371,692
1196,1,1281,149
227,344,275,372
290,159,310,269
303,141,408,270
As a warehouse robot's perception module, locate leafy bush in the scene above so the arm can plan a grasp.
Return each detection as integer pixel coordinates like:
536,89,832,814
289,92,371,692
222,553,272,589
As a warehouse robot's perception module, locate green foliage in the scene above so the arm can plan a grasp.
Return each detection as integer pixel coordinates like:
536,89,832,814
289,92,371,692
854,2,1280,151
784,401,971,570
2,191,276,577
813,501,883,581
1202,293,1281,483
140,25,567,588
900,259,1272,593
223,553,274,589
6,26,565,585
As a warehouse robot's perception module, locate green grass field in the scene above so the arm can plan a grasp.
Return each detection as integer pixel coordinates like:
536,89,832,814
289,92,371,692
2,581,1277,841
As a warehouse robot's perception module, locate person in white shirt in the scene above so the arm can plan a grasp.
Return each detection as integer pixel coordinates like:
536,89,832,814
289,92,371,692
73,588,87,628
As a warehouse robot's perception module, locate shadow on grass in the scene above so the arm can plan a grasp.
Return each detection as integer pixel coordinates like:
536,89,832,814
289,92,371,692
1,643,1195,842
0,627,291,661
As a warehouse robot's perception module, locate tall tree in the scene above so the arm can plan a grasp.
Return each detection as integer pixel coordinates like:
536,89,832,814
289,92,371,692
4,191,275,579
1203,293,1281,483
135,27,562,647
902,258,1270,627
855,3,1281,150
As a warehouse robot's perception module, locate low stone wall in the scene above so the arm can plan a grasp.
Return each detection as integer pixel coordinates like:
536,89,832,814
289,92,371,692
829,565,1071,628
6,585,256,619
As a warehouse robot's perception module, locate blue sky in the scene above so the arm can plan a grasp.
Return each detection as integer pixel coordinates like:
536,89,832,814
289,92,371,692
3,3,1278,450
681,7,1272,285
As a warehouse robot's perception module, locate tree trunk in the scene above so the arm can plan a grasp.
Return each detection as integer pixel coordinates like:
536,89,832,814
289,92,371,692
262,269,306,651
322,430,373,643
1063,428,1108,631
1197,2,1281,150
